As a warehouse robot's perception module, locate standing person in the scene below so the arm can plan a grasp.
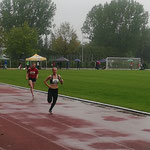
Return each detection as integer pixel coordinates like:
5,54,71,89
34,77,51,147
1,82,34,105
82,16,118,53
52,61,55,67
44,67,63,114
37,61,40,70
129,62,133,70
26,63,38,98
4,60,7,69
66,61,69,69
77,61,80,70
26,61,29,70
18,63,22,70
95,61,100,70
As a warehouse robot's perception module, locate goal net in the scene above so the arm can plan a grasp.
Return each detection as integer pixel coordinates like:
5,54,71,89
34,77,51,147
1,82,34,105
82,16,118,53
106,57,141,70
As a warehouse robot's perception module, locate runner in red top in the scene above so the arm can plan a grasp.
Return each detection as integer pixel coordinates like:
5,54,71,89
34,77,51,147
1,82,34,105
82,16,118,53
26,63,38,98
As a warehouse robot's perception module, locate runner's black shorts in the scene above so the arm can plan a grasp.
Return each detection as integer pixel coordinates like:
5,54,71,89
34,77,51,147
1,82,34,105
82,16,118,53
29,78,36,82
47,88,58,103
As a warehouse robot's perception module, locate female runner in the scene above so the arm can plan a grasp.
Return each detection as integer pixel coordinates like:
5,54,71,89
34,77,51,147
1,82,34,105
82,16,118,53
44,67,63,113
26,63,38,98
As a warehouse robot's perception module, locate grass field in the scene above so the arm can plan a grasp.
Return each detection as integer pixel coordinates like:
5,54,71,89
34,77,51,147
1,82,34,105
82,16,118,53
0,69,150,113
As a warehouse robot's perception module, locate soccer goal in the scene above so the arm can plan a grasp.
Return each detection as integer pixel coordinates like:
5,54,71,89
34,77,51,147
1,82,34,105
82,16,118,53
106,57,141,70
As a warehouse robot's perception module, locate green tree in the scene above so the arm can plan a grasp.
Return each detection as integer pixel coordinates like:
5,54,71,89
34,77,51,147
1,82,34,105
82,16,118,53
136,28,150,61
5,22,38,59
39,34,51,57
0,0,56,35
0,26,5,48
52,22,80,56
82,0,149,56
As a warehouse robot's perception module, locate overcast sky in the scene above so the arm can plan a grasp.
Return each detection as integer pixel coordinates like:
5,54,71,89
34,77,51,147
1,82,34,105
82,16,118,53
53,0,150,41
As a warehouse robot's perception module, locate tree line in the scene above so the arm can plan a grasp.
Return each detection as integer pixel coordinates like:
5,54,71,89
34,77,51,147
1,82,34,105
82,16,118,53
82,0,150,63
0,0,150,66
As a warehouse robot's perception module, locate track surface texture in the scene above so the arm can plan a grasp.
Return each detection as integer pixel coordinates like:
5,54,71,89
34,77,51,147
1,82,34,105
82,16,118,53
0,84,150,150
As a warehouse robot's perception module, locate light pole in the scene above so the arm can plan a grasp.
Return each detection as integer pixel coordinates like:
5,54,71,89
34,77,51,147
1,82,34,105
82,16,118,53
81,33,84,63
82,45,83,63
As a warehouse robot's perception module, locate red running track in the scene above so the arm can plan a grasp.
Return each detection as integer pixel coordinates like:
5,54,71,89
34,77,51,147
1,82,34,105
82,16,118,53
0,84,150,150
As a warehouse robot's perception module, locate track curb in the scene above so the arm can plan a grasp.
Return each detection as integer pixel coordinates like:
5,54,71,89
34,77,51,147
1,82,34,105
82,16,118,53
0,82,150,116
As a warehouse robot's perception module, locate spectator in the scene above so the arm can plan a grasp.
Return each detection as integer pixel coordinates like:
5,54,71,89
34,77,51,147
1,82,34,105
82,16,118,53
37,61,40,70
18,63,22,70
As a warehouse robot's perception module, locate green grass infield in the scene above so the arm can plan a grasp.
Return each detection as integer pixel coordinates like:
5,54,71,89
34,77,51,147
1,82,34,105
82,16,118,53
0,69,150,113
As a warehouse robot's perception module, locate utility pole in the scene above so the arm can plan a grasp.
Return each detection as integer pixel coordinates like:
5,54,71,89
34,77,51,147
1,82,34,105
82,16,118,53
81,33,84,63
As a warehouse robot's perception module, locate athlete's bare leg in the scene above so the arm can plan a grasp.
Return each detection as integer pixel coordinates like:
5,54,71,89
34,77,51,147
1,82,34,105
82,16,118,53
29,80,34,98
32,82,36,98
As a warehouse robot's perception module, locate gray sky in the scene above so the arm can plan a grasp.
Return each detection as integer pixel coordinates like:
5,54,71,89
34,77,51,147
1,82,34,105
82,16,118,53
53,0,150,41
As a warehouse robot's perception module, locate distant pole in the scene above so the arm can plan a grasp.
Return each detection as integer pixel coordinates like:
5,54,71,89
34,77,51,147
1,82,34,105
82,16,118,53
82,45,83,63
82,33,84,63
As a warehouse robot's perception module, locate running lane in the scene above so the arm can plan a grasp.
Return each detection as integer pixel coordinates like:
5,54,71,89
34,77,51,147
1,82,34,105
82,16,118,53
0,84,150,150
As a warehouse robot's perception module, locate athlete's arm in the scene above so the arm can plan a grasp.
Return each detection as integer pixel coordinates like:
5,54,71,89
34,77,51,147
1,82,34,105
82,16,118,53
44,76,51,88
58,75,63,84
36,74,38,80
26,69,29,80
36,69,39,79
26,73,28,80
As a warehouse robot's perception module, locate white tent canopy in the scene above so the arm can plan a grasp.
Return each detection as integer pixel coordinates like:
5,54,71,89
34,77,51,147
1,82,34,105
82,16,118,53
26,54,47,61
0,55,9,60
26,54,47,69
